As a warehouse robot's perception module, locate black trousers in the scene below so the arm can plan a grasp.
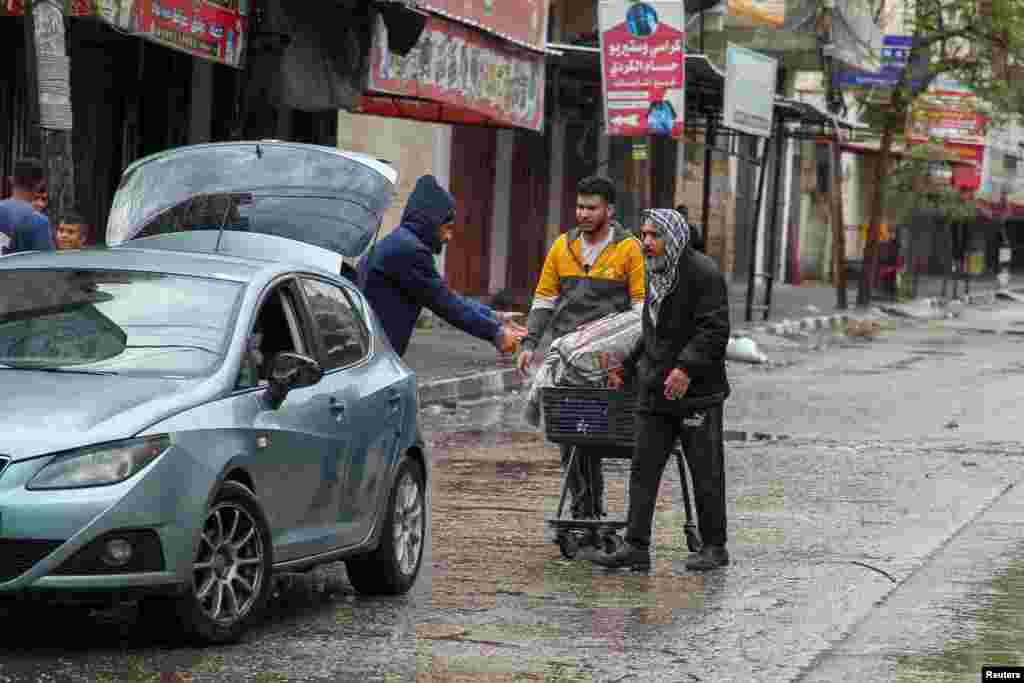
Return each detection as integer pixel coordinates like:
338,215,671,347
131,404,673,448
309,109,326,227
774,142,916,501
560,444,606,519
625,403,726,549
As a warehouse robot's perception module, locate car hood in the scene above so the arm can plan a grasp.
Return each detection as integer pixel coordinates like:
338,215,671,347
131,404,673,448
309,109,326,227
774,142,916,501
106,142,397,258
0,371,205,460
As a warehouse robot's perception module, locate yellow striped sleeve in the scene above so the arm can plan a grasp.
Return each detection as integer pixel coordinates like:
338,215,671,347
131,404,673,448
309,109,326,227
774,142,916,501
532,234,565,309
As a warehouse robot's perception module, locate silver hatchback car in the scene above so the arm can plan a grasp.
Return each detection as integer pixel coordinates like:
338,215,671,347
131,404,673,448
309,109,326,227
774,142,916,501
0,142,427,644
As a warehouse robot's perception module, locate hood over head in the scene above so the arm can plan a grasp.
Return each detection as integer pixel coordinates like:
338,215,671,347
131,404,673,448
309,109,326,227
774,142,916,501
401,175,455,252
643,207,690,326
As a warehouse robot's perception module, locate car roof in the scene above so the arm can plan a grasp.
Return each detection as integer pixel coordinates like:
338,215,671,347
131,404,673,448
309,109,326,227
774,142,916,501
0,246,281,283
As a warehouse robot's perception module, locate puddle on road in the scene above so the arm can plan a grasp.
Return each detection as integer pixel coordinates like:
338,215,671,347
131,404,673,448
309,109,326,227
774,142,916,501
894,558,1024,681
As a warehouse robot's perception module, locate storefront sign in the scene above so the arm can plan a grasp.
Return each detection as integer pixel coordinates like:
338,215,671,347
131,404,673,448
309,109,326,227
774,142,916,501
599,0,686,138
3,1,249,68
366,14,546,132
906,79,987,147
124,1,248,69
723,44,776,138
834,35,925,93
417,0,548,52
2,0,92,16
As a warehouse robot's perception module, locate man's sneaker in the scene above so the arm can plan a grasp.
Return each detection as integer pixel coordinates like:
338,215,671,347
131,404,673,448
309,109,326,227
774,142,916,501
589,542,651,571
684,545,730,571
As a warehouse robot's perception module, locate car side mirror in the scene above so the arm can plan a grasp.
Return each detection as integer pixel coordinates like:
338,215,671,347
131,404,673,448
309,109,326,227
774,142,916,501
266,352,323,409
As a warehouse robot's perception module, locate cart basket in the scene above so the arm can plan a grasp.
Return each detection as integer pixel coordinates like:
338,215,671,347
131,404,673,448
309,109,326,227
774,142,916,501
541,387,637,448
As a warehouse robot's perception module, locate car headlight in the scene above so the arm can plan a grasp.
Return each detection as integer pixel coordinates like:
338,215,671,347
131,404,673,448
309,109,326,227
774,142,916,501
27,435,171,490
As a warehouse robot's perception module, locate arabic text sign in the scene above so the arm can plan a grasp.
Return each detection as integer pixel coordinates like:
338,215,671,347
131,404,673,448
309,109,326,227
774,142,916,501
367,15,546,132
723,45,777,138
4,1,249,69
418,0,549,51
1,0,92,15
834,35,924,90
906,80,987,147
599,0,685,138
131,1,248,69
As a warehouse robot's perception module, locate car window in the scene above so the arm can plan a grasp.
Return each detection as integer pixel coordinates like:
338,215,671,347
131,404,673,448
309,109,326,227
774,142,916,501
299,279,369,371
237,285,307,389
0,269,243,378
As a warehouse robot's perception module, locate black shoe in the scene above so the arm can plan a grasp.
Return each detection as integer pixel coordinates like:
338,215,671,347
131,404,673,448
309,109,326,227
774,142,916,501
590,542,651,571
684,545,730,571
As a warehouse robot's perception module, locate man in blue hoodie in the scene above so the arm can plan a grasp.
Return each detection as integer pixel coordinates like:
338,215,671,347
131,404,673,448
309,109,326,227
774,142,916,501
360,175,524,357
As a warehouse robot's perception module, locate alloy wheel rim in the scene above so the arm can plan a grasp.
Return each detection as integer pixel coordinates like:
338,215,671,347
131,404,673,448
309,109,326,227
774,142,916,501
392,472,423,577
193,502,265,624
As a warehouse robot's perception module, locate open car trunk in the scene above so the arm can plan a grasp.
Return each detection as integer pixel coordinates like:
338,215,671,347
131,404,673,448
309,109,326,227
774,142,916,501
106,142,398,265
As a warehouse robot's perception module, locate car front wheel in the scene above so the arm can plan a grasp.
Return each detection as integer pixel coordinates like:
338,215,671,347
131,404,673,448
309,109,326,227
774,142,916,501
346,457,425,595
144,481,273,644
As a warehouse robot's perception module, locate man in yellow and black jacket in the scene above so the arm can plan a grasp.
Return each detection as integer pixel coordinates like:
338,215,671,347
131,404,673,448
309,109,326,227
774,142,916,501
517,175,646,522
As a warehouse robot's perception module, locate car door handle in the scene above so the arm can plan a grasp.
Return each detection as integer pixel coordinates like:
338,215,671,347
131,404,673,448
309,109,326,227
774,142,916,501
387,390,402,415
329,397,346,420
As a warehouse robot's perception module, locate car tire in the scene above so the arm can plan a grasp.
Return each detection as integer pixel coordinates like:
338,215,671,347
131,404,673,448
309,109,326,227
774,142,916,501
143,481,274,644
346,457,425,595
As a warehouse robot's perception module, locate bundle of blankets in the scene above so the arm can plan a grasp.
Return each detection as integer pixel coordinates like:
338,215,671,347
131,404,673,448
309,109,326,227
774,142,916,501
523,310,642,427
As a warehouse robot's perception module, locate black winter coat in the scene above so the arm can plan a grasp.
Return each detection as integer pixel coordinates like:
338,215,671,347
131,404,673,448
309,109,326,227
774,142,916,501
624,247,731,415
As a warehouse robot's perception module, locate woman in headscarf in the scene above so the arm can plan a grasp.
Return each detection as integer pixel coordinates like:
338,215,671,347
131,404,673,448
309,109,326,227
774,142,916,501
595,208,732,572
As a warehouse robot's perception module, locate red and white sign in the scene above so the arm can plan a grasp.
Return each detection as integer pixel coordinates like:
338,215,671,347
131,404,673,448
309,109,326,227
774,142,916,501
3,1,249,69
365,14,545,131
599,0,685,137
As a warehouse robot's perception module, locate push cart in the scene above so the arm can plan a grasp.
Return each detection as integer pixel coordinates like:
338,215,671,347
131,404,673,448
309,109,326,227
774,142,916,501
540,386,702,560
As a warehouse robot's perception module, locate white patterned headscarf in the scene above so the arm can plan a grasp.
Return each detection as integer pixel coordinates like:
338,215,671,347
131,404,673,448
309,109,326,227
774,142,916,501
642,208,690,326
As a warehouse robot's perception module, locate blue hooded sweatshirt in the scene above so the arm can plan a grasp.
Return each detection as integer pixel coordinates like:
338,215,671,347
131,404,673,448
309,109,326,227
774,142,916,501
359,175,501,357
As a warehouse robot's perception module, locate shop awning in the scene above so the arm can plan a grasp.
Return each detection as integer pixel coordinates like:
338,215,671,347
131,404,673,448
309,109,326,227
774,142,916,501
358,11,547,131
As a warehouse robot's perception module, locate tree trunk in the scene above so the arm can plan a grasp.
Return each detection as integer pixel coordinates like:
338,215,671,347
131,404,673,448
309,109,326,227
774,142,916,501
830,125,847,309
858,119,894,307
26,0,76,227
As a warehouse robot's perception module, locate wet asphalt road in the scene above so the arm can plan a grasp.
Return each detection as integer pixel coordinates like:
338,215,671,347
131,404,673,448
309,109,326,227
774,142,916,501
3,305,1024,682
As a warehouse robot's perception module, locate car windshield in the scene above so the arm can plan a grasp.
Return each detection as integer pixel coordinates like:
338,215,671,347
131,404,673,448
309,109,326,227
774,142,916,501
0,270,243,378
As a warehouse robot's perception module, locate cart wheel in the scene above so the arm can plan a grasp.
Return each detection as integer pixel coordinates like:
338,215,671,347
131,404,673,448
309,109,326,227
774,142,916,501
602,532,623,555
558,534,580,560
684,525,702,553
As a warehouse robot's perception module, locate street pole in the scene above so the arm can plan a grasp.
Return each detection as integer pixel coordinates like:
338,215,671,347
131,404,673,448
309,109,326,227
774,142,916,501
763,117,786,320
700,122,714,244
998,214,1012,292
626,136,652,226
24,0,76,228
830,121,848,309
745,136,769,322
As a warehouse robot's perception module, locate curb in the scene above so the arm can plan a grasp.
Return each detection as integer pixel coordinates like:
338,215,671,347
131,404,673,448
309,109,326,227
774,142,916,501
415,291,1009,406
419,367,523,406
739,313,851,338
724,429,790,442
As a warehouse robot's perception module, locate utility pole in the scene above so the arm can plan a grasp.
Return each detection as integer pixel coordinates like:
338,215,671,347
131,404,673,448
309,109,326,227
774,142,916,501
829,122,848,308
818,0,848,309
626,137,653,225
23,0,76,229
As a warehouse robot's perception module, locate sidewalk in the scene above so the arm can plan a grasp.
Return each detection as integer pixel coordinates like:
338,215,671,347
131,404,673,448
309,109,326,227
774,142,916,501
405,274,1016,405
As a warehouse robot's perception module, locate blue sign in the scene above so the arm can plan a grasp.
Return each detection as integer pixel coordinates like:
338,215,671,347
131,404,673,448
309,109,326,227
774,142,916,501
834,35,924,90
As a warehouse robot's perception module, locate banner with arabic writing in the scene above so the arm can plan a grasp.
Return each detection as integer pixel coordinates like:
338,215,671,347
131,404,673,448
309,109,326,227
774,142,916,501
366,14,545,131
599,0,685,137
2,1,248,69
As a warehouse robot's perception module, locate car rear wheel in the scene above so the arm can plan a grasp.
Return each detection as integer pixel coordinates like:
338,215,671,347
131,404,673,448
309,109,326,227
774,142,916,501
346,457,425,595
143,481,273,644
